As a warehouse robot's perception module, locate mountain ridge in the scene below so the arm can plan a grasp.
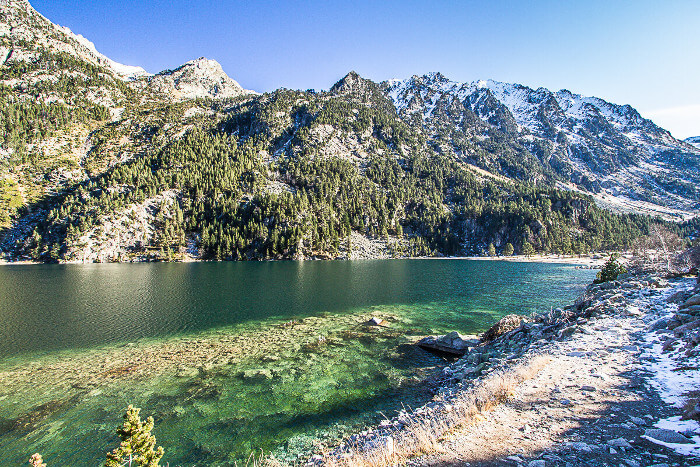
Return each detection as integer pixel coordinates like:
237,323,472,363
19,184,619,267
382,72,700,214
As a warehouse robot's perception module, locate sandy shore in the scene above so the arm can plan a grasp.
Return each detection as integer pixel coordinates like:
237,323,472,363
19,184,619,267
462,254,608,267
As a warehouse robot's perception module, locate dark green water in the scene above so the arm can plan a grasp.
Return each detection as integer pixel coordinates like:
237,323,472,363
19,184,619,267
0,259,594,465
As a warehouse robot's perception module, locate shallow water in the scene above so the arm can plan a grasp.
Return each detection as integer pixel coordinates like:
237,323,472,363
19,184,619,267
0,259,594,465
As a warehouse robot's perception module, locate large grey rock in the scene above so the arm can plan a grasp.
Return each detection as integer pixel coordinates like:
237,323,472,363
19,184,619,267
666,290,691,304
417,331,479,356
644,428,693,444
648,318,670,331
565,441,593,452
673,319,700,337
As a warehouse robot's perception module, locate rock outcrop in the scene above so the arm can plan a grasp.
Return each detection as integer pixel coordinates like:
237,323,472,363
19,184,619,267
417,331,480,356
140,57,253,102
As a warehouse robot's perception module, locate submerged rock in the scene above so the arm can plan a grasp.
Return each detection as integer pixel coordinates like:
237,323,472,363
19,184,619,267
240,368,273,381
417,331,479,356
363,317,388,327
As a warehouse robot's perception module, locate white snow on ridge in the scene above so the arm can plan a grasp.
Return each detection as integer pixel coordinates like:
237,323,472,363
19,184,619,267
56,25,150,80
384,73,661,139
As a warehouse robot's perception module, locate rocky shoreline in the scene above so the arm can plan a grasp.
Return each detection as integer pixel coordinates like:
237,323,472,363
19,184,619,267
315,271,700,466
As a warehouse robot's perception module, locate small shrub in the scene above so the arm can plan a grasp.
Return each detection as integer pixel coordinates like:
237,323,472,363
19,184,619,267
594,253,627,284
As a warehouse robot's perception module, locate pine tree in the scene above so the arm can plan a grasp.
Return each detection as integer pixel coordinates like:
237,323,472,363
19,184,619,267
105,405,164,467
487,243,496,257
503,243,514,256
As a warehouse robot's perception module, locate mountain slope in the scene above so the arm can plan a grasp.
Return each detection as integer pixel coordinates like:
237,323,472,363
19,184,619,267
383,73,700,215
0,0,257,230
0,0,147,79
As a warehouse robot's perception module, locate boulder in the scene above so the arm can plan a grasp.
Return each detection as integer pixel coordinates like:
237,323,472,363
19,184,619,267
673,319,700,337
607,438,632,448
666,290,690,304
648,318,670,331
417,331,480,356
682,402,700,421
681,294,700,309
482,314,528,342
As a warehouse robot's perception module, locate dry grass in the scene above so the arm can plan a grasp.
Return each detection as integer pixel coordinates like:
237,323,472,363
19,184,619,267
322,355,551,467
234,450,286,467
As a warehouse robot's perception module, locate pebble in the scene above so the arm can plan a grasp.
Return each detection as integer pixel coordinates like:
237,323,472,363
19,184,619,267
527,460,545,467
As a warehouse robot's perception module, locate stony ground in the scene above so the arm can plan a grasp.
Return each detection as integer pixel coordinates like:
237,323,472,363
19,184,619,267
327,273,700,467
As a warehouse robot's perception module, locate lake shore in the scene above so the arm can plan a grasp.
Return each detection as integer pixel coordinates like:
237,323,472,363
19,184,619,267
0,253,608,267
318,270,700,466
461,253,608,267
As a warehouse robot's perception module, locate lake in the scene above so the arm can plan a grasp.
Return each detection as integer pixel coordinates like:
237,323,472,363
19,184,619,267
0,259,595,465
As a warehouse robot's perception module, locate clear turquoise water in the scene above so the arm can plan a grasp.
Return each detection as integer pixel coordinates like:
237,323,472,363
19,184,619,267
0,259,594,465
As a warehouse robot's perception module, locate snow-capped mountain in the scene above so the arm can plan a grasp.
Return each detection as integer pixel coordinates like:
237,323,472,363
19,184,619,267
382,73,700,215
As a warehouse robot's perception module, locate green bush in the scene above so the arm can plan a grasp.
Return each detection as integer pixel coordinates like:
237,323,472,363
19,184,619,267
594,253,627,283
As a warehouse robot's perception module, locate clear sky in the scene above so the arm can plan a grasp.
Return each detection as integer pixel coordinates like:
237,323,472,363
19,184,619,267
33,0,700,138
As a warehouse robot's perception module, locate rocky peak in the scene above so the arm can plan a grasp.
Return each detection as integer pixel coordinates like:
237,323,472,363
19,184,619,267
329,71,390,108
144,57,252,101
330,71,371,95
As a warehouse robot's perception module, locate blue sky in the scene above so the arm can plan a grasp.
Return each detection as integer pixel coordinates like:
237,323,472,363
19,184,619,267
34,0,700,138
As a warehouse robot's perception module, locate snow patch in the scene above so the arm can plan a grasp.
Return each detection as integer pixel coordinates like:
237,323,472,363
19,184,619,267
643,417,700,456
